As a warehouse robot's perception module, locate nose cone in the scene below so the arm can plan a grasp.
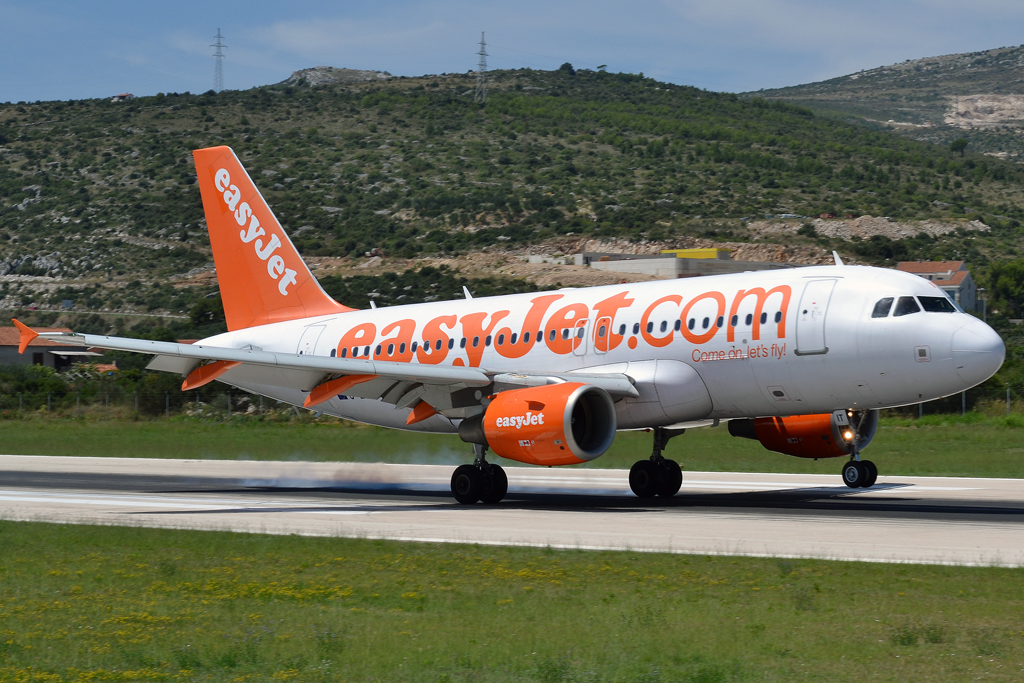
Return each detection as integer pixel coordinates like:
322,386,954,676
952,319,1005,388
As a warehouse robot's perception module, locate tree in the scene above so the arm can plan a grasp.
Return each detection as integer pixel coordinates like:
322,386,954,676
987,258,1024,318
950,138,969,157
559,62,575,76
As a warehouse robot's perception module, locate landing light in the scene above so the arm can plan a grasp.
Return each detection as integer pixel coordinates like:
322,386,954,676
843,430,854,441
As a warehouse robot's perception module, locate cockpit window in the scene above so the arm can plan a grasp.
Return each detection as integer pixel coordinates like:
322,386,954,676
871,297,894,318
893,296,921,317
918,296,956,313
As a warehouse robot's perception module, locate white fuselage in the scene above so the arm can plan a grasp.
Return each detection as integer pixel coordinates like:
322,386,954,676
203,265,1004,434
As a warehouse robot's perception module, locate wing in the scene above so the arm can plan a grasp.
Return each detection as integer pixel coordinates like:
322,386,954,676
15,321,638,422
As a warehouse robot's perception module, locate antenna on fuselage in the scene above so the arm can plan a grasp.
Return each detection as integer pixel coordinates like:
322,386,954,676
832,251,845,266
463,286,473,299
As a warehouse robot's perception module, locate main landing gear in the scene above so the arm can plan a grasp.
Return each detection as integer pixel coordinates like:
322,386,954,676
629,426,685,498
451,444,508,504
841,458,878,489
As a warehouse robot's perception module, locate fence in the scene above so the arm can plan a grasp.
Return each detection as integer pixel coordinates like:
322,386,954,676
2,385,1022,421
0,388,296,419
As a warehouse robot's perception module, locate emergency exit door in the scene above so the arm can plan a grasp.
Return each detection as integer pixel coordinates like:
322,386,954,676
795,280,836,355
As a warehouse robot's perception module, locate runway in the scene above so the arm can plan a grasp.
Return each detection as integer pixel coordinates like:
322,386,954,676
2,455,1023,567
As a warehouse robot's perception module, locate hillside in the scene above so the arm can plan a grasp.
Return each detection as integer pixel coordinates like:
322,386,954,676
748,44,1024,158
3,65,1024,325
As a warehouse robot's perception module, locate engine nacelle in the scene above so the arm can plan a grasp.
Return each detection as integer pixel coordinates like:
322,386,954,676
728,410,878,459
458,382,617,466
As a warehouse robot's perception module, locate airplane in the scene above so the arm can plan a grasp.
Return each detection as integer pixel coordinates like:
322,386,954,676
12,146,1005,504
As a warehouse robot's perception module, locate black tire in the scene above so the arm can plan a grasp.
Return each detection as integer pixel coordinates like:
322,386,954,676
479,465,508,504
657,459,683,497
860,460,878,488
629,460,660,498
842,461,865,489
451,464,482,504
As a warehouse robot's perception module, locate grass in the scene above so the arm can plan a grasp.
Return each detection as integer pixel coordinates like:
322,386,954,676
1,413,1023,478
0,521,1021,682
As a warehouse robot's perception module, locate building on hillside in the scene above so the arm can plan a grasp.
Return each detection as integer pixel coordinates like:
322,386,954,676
895,261,977,312
575,250,797,278
110,93,134,102
0,327,102,370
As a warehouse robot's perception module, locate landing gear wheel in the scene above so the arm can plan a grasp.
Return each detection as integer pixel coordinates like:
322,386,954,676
629,460,660,498
657,459,683,497
842,461,866,489
451,464,483,504
479,465,508,504
860,460,878,488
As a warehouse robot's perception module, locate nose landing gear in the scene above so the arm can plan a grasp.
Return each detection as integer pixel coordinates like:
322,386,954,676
451,444,508,504
629,427,685,498
841,458,878,489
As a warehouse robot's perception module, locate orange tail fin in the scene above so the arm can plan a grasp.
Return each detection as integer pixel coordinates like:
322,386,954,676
193,146,353,331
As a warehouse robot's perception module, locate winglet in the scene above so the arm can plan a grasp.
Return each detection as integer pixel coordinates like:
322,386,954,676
832,251,845,266
463,286,473,300
11,319,38,354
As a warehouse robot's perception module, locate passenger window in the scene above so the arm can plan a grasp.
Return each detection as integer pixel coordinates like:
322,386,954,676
633,323,640,335
598,325,606,338
871,297,894,318
774,311,782,323
918,296,956,313
893,296,921,317
618,324,626,336
745,314,753,325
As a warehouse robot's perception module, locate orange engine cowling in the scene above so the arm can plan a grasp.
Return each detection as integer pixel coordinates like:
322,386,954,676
728,410,878,459
458,383,617,466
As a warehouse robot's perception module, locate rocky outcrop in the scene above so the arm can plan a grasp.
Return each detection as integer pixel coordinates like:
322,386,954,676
946,95,1024,129
281,67,389,87
750,216,989,240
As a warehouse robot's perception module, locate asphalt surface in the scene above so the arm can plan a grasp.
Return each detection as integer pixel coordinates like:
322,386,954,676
2,455,1023,566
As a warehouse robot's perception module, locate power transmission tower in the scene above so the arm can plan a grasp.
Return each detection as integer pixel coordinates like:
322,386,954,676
474,32,488,103
211,29,227,93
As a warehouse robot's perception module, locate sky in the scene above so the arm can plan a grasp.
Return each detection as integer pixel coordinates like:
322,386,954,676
1,0,1023,103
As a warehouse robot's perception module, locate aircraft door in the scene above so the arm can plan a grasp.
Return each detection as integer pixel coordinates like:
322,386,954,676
795,280,836,355
594,316,612,354
297,325,325,356
572,319,589,356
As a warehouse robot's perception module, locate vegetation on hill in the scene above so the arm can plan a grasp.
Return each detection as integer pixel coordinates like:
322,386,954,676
3,66,1024,402
3,67,1024,294
748,44,1024,157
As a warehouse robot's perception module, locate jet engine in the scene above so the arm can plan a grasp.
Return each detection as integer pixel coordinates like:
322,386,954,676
728,409,878,459
458,382,617,466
